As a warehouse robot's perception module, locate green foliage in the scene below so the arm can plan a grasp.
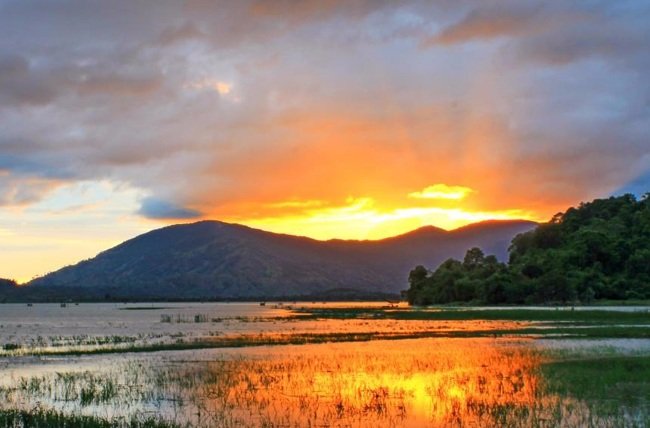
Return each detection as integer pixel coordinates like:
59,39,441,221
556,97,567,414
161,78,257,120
407,249,510,305
407,194,650,304
541,355,650,419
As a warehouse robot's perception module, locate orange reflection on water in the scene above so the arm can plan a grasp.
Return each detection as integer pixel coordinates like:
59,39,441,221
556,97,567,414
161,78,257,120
186,338,543,427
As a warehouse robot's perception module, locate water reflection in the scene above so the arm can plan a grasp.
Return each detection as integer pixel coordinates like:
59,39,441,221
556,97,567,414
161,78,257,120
2,338,631,427
166,338,543,426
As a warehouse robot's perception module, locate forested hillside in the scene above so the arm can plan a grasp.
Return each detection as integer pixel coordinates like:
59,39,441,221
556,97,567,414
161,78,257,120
406,194,650,305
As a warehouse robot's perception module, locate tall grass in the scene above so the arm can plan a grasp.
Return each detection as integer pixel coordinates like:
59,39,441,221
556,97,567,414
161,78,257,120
2,339,647,427
0,408,180,428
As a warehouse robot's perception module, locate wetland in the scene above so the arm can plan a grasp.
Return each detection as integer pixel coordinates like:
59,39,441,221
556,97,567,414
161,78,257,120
1,302,649,427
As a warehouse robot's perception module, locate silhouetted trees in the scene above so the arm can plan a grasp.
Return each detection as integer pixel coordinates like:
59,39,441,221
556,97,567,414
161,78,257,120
407,193,650,305
0,278,18,288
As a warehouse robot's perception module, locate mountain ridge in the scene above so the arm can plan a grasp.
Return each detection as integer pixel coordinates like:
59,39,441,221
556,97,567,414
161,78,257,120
23,219,537,300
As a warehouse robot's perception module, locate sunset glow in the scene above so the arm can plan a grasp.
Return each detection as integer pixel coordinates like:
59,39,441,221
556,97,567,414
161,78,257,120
234,191,538,241
408,184,474,201
1,3,649,428
185,79,232,95
0,1,648,282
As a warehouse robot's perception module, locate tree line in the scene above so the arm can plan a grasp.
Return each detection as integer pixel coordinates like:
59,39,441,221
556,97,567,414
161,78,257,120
406,194,650,305
0,278,18,288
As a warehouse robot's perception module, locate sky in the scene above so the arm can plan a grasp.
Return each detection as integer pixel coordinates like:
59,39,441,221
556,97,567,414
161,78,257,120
1,0,649,282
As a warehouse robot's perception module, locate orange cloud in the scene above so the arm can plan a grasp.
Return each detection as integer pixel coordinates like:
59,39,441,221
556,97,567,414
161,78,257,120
408,184,474,200
184,78,232,95
183,104,572,237
236,195,538,240
1,0,646,284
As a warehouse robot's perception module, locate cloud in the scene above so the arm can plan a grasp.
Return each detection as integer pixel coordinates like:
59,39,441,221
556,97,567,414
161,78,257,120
408,184,474,200
0,173,63,206
430,2,650,68
512,22,650,66
156,21,205,46
266,200,325,209
425,3,547,46
137,197,201,220
0,54,58,106
240,195,538,240
184,78,232,95
0,0,647,229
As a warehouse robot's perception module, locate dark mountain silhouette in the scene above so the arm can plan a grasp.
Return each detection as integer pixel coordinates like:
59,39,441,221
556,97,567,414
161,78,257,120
23,219,536,300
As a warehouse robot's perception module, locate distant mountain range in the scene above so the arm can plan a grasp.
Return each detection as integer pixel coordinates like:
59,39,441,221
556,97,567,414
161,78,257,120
17,220,536,301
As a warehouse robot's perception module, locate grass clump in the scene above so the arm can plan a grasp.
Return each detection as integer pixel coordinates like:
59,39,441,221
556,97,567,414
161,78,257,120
0,408,180,428
541,354,650,422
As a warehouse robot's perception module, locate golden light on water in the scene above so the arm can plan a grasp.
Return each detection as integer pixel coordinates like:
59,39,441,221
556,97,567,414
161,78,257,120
0,308,627,427
179,338,547,427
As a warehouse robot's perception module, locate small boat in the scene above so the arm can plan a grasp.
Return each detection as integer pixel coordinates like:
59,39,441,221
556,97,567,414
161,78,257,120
27,303,33,307
60,303,67,308
259,302,266,306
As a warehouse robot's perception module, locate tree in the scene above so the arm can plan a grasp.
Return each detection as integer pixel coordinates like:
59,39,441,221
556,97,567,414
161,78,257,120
0,278,18,288
406,194,650,305
463,247,485,269
408,265,428,285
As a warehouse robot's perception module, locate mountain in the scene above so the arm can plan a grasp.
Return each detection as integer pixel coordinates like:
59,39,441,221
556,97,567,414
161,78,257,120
23,219,536,300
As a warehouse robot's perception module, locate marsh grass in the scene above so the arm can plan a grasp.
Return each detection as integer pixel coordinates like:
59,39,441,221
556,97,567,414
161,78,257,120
540,355,650,425
2,339,647,427
295,307,650,324
3,330,522,357
158,313,278,324
4,307,647,358
0,333,171,357
4,323,649,358
2,305,649,426
0,408,181,428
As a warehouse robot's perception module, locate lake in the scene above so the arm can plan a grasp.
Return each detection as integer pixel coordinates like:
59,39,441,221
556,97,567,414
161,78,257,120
1,302,649,427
